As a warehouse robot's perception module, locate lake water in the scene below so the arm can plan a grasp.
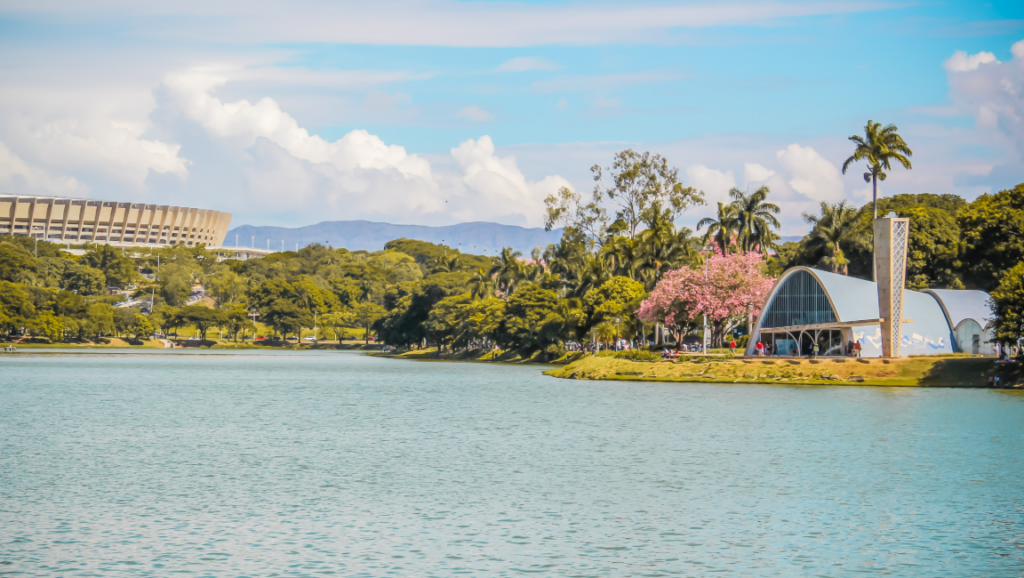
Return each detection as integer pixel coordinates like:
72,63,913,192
1,350,1023,576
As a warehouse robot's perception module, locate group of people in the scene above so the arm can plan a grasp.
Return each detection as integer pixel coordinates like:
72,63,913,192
751,340,862,358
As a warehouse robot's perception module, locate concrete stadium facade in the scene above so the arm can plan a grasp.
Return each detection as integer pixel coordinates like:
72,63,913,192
0,195,232,249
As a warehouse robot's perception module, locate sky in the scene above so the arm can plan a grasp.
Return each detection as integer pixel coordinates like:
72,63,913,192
1,0,1023,236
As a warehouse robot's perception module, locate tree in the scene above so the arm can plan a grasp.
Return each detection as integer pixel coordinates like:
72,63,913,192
0,244,38,283
156,263,194,306
63,263,106,295
584,276,647,329
545,149,705,244
498,284,566,354
28,312,63,342
178,304,227,341
802,201,867,275
638,250,775,346
261,299,310,340
697,202,738,254
207,269,247,306
222,304,256,341
352,302,386,344
132,314,154,340
321,310,355,341
83,303,115,339
80,244,136,287
958,184,1024,291
728,186,781,254
842,120,913,220
0,281,37,335
991,261,1024,347
424,293,474,350
489,247,524,297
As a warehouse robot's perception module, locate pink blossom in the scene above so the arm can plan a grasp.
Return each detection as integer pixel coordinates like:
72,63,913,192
637,250,775,328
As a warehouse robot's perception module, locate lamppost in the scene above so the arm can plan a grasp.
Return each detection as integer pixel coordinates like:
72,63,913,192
703,245,711,354
616,317,621,349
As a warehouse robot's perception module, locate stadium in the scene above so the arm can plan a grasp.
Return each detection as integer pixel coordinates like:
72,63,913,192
0,195,232,249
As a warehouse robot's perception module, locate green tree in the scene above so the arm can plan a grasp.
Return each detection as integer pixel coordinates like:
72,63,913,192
545,149,705,243
697,202,739,254
802,201,867,275
991,261,1024,347
221,304,256,341
424,293,474,349
84,303,115,339
260,299,310,340
321,310,354,341
352,302,387,344
132,314,154,340
958,183,1024,291
0,281,38,335
498,284,566,354
178,304,227,341
80,244,136,287
0,243,38,283
206,268,247,306
584,276,647,331
489,247,524,297
156,263,194,306
728,186,781,254
842,120,913,220
27,312,63,342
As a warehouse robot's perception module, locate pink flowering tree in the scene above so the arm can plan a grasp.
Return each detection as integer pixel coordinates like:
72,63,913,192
637,250,775,346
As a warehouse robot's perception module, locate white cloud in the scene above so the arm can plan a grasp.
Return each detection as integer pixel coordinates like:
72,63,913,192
943,50,998,72
743,162,776,184
162,68,433,180
451,136,572,225
0,141,90,197
455,105,495,122
775,144,845,203
1,0,902,47
496,57,560,72
944,39,1024,155
686,164,736,201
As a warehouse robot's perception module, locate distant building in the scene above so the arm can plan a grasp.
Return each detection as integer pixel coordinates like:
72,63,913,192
0,195,232,248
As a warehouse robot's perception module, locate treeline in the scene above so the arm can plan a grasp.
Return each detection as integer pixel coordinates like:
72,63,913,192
2,173,1022,352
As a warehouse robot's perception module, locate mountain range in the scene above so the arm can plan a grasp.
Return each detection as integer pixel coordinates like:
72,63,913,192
226,221,565,254
226,220,805,254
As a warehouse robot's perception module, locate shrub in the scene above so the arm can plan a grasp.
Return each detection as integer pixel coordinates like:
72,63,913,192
595,349,661,362
544,343,567,360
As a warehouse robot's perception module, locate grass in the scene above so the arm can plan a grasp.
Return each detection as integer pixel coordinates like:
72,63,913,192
372,346,553,365
544,355,1022,388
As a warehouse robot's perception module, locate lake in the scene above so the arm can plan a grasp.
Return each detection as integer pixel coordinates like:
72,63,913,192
1,350,1022,576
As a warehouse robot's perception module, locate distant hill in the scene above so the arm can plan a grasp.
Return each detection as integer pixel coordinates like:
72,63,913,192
226,220,564,254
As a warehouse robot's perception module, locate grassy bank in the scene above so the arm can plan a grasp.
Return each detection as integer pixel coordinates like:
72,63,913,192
544,355,1023,388
372,346,554,365
0,339,383,351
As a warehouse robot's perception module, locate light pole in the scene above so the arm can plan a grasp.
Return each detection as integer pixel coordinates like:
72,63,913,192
250,308,258,340
313,309,318,345
703,246,710,354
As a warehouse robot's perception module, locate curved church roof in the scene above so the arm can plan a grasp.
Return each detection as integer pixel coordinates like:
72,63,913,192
923,289,994,329
802,268,878,323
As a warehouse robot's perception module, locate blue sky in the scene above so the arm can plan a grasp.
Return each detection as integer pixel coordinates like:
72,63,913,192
1,0,1022,235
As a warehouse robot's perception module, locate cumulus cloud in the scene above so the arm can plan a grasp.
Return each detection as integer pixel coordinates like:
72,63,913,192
776,144,845,203
0,141,90,197
455,105,495,122
686,164,736,201
162,68,433,180
451,136,573,225
743,162,776,184
944,39,1024,156
496,57,560,72
943,50,998,72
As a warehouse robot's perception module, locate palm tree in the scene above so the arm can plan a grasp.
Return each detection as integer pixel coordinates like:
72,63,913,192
697,202,739,254
842,120,913,220
802,201,867,275
469,268,495,300
430,251,462,274
489,247,524,298
601,236,642,280
571,253,612,298
728,186,780,254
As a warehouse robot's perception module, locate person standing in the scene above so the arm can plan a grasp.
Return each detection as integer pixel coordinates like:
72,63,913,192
756,341,764,357
853,341,861,358
812,342,819,358
729,339,737,355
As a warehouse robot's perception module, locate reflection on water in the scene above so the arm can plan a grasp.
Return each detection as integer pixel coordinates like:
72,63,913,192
1,351,1023,576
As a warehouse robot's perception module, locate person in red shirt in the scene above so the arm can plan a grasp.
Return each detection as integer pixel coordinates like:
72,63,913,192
755,341,764,357
729,339,737,355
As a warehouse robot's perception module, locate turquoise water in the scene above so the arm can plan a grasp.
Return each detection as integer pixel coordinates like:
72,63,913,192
1,351,1023,576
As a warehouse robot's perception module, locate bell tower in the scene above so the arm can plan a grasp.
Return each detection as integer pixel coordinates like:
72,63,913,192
874,215,910,358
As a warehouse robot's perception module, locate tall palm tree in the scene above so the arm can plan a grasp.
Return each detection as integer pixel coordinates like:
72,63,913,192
601,236,643,280
572,253,612,298
469,268,494,300
842,120,913,220
430,251,462,274
489,247,524,298
802,201,867,275
697,202,738,254
728,186,781,254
